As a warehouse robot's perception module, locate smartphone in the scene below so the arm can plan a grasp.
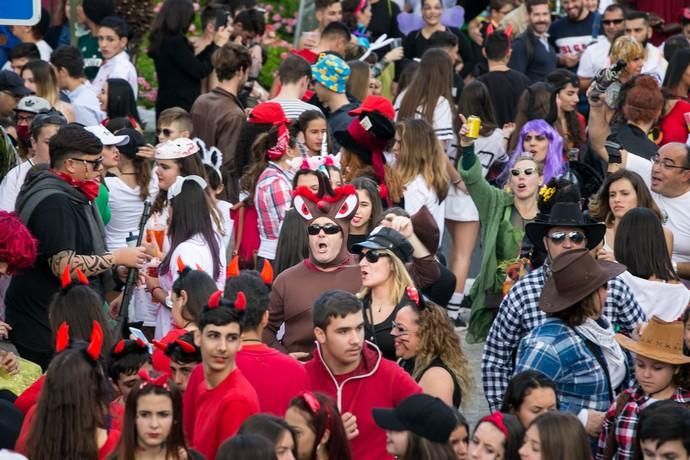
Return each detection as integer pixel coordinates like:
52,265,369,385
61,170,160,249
605,140,622,164
215,10,231,29
129,327,152,353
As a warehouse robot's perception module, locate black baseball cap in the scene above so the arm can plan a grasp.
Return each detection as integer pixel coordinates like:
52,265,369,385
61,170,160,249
372,394,456,443
0,70,32,97
353,226,414,263
114,128,145,157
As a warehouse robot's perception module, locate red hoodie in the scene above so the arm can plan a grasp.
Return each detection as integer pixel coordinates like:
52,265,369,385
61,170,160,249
305,341,422,460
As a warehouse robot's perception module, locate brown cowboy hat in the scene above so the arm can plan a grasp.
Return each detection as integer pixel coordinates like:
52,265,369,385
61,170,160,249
616,316,690,365
539,248,625,314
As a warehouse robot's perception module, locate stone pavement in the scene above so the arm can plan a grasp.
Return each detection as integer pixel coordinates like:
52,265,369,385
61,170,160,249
458,329,490,428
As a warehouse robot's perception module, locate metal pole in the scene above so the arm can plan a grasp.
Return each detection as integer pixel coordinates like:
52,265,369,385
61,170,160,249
69,0,78,46
294,0,307,49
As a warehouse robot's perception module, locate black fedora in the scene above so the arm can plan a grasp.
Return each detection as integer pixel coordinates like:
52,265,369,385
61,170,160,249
525,202,605,252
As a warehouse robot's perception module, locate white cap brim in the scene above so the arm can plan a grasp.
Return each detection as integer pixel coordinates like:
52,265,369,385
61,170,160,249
85,125,130,147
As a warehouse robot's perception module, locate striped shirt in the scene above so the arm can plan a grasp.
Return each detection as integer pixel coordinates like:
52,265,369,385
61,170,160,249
272,99,322,120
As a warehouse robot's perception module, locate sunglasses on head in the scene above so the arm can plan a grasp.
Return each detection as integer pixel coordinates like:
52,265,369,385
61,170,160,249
358,250,389,263
547,231,586,245
510,167,536,177
307,223,341,235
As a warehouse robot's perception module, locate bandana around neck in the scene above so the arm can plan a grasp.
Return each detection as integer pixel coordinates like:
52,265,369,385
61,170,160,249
53,170,100,201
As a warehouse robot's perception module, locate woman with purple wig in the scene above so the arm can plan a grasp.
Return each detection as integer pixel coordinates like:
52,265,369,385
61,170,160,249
501,119,567,186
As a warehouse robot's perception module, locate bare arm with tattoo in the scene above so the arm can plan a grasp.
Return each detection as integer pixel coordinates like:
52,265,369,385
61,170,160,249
49,246,148,278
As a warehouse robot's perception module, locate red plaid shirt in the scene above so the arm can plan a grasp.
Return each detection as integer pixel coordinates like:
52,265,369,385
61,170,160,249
255,163,293,241
596,384,690,460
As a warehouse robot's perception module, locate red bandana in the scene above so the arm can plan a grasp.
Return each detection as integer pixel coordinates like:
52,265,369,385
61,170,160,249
53,171,100,201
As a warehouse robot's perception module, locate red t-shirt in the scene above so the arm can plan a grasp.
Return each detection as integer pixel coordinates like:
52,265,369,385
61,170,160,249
660,99,690,146
152,327,187,375
15,374,44,414
236,343,309,416
187,366,260,459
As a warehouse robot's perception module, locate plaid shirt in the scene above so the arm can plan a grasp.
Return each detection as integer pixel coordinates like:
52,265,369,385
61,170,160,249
482,264,646,411
255,163,293,241
595,385,690,460
515,318,614,413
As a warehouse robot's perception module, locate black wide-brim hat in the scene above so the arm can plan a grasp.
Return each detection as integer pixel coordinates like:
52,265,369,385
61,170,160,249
525,202,605,252
334,112,395,163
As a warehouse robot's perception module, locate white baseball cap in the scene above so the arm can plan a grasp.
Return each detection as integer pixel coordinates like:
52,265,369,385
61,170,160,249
85,124,129,146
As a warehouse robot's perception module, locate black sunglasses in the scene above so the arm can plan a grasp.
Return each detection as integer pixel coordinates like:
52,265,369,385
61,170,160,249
547,231,586,245
156,128,173,137
510,167,536,177
307,223,341,236
602,19,624,25
358,250,389,263
70,157,103,169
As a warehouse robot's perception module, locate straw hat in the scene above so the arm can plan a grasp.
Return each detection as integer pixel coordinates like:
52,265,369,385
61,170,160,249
616,316,690,365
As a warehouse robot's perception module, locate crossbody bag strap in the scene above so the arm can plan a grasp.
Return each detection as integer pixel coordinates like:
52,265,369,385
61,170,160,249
571,327,615,402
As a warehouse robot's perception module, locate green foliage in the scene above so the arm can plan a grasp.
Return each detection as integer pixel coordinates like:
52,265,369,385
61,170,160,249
259,46,289,90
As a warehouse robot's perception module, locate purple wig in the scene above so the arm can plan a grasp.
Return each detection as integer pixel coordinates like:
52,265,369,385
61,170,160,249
501,119,566,185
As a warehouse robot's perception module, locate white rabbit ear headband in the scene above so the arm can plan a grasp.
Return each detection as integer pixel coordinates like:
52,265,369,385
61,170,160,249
359,34,395,62
194,137,223,182
167,175,208,201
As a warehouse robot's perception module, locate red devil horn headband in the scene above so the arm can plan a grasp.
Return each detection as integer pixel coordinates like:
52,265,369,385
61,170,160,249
138,368,170,390
260,260,273,285
86,321,104,361
55,321,70,352
226,255,240,279
175,338,197,354
61,265,90,289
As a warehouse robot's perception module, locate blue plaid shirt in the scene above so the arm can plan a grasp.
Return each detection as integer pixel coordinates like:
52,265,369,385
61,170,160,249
481,264,646,411
515,318,614,413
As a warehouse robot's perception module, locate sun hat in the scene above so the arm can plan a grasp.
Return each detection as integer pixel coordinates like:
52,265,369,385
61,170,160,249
154,138,200,160
354,226,414,263
372,394,456,444
539,248,625,314
616,316,690,365
84,124,129,146
525,202,606,253
311,54,350,94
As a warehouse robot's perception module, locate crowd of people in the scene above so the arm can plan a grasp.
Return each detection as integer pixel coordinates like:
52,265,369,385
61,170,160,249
0,0,690,458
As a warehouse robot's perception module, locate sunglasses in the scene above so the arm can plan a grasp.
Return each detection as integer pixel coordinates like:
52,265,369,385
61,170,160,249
358,250,389,263
510,167,537,177
156,128,173,137
307,223,341,235
547,231,586,245
602,19,624,25
70,156,103,169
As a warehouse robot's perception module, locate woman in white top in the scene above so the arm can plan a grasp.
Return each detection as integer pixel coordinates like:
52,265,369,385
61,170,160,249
613,208,689,321
393,118,449,239
104,128,158,250
589,169,673,261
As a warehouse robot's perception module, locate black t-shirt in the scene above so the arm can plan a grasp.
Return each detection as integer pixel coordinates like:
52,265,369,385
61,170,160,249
477,69,532,126
6,194,102,354
327,102,359,150
402,26,476,78
609,122,658,160
368,0,402,43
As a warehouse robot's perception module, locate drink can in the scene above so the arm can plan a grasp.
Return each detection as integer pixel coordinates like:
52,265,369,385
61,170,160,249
467,115,481,139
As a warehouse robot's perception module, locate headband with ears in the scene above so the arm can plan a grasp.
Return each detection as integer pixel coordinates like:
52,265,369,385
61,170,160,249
226,256,274,285
153,337,198,355
112,338,148,356
204,290,247,312
138,368,170,390
60,265,89,290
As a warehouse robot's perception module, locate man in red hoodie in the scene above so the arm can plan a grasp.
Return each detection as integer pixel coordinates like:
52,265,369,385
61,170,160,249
305,290,422,460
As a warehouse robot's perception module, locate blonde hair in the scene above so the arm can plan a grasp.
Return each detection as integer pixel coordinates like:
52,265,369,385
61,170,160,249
341,149,404,204
609,35,644,65
412,303,473,406
357,248,414,304
396,119,450,202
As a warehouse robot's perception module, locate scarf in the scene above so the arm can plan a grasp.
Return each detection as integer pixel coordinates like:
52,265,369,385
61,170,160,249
576,317,627,389
53,171,101,201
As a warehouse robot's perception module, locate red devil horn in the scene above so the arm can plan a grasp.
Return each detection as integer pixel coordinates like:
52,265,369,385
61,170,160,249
208,290,223,309
136,338,147,349
113,339,126,355
138,367,153,382
152,373,169,387
86,321,104,360
152,340,167,352
260,260,273,285
234,291,247,311
176,256,186,274
55,321,70,352
226,255,240,279
75,269,89,285
195,264,204,271
487,23,495,37
61,265,72,289
175,338,197,354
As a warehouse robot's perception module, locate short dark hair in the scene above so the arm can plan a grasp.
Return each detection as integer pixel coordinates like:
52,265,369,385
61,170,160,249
490,0,513,12
625,10,649,23
172,268,218,326
321,21,351,42
98,16,130,39
199,299,246,333
224,271,269,332
664,35,690,63
9,43,40,61
603,3,625,16
315,0,340,11
235,8,265,36
484,29,510,60
428,30,458,50
636,401,690,457
526,0,549,14
500,370,559,414
49,124,103,167
212,43,252,82
50,46,86,78
201,5,224,29
166,331,201,364
107,340,151,383
312,290,362,330
278,54,312,85
82,0,115,25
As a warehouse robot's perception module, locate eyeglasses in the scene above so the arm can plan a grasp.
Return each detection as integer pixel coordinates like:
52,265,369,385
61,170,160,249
307,223,341,235
510,167,537,177
358,250,389,263
651,154,690,171
391,321,416,337
547,231,586,245
602,18,624,25
156,128,173,137
70,157,103,169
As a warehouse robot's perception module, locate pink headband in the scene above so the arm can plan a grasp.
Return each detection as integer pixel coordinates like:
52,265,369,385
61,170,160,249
481,412,509,438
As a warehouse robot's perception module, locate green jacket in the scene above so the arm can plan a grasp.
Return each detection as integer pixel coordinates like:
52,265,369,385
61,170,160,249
458,145,522,342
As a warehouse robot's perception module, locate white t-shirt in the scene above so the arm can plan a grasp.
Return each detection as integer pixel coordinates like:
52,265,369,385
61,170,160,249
641,44,668,82
653,189,690,263
623,152,652,189
92,51,139,98
104,175,159,250
474,128,508,176
0,160,33,212
404,175,445,242
216,199,234,260
394,92,457,160
577,38,611,79
619,271,690,321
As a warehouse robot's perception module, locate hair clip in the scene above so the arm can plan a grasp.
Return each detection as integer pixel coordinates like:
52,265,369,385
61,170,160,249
138,368,170,390
55,321,70,352
260,260,273,285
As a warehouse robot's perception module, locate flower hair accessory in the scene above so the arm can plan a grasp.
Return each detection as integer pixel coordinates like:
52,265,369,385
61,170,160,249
138,368,170,390
167,175,208,201
538,185,556,202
